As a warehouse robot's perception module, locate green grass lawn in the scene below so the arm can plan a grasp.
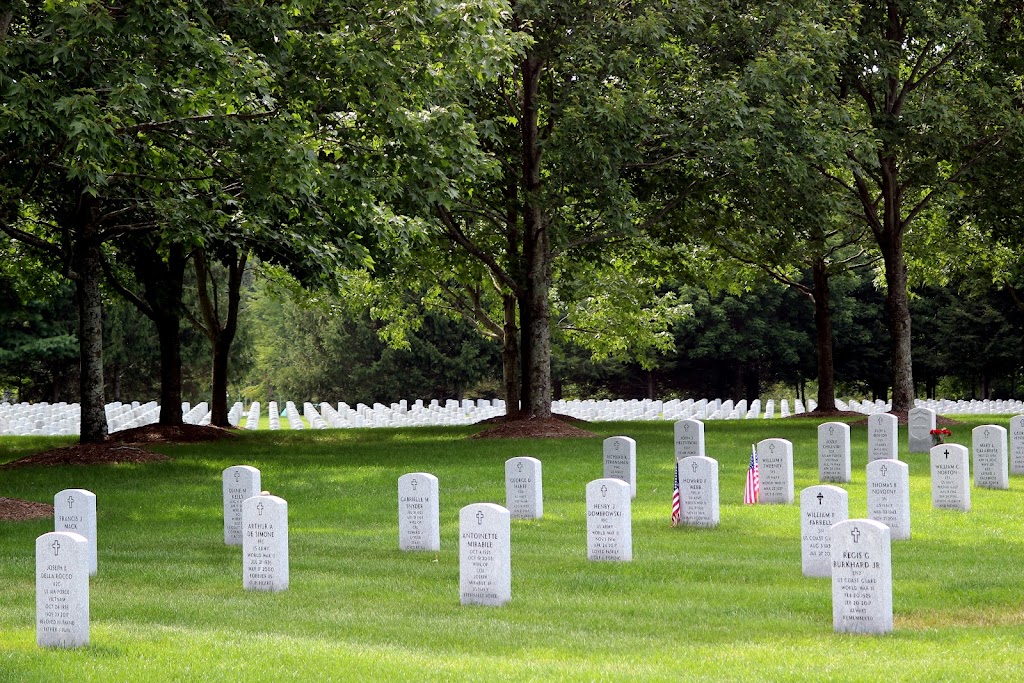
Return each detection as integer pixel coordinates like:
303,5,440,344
2,417,1022,682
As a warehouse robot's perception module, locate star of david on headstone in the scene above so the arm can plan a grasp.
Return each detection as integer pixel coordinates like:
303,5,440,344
851,527,861,543
476,511,484,525
52,539,61,556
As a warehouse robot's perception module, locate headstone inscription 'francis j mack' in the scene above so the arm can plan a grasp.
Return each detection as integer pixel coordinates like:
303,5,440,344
242,494,289,592
800,485,849,578
459,503,511,606
757,438,794,504
586,478,632,561
223,465,261,546
1009,414,1024,475
817,422,851,483
867,459,910,541
677,456,719,528
505,457,543,520
908,407,937,453
831,519,893,635
36,531,89,648
398,472,440,551
930,444,970,511
868,413,899,462
603,436,637,499
673,419,705,462
973,425,1009,490
54,489,97,577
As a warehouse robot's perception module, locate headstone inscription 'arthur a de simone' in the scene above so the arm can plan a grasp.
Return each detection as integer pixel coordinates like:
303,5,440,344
677,456,719,528
603,436,637,499
505,457,543,520
36,531,89,648
800,485,849,578
867,459,910,541
757,438,794,504
930,444,970,511
586,478,632,561
398,472,440,551
817,422,851,483
223,465,261,546
54,489,97,577
831,519,893,634
673,419,705,462
242,494,289,592
459,503,511,606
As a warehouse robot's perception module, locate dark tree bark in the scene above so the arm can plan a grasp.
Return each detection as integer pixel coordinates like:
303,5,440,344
73,198,107,444
501,294,521,414
193,246,246,427
811,259,837,411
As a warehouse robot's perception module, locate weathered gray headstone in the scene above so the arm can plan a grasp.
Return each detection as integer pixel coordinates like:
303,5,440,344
586,478,632,561
867,459,910,540
800,485,849,578
930,444,970,511
242,494,288,592
972,424,1009,490
817,422,851,483
505,456,543,520
36,531,89,648
673,419,705,462
223,465,261,546
398,472,440,551
831,519,893,634
603,436,636,499
868,413,899,462
908,407,937,453
677,456,719,528
54,489,97,577
459,503,511,606
1009,415,1024,475
756,438,794,504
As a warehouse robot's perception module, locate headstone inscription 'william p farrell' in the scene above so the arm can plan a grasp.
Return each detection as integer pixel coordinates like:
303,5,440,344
242,494,288,592
868,413,899,462
800,485,849,578
831,519,893,634
677,456,719,528
817,422,851,483
973,425,1009,490
36,531,89,648
223,465,261,546
459,503,511,606
603,436,636,499
1009,415,1024,475
867,459,910,541
757,439,794,504
586,478,632,561
398,472,440,551
54,489,97,577
505,457,543,520
908,407,937,453
930,444,970,511
673,419,705,462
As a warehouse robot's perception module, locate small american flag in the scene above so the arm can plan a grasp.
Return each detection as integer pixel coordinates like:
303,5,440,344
744,444,760,505
670,463,681,526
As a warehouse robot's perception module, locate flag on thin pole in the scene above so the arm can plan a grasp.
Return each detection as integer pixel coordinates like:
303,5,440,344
670,462,681,526
744,444,760,505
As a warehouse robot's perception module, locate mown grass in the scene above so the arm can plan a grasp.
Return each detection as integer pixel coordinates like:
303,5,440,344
2,417,1023,682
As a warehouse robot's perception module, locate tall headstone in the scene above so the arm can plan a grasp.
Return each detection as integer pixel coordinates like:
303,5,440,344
459,503,511,606
223,465,261,546
398,473,440,551
972,425,1009,490
603,436,637,499
868,413,899,462
36,531,89,648
677,456,719,528
867,459,910,540
800,485,849,578
505,457,543,520
756,438,794,504
1009,415,1024,475
817,422,852,483
54,489,97,577
930,444,970,511
907,407,937,453
831,519,893,634
586,479,632,561
242,494,289,592
673,419,705,462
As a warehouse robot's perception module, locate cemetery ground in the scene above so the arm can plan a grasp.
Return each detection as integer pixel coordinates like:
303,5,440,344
1,418,1022,682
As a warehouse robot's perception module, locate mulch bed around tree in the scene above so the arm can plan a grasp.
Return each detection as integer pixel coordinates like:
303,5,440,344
0,497,54,522
0,443,171,469
108,424,236,443
472,415,598,439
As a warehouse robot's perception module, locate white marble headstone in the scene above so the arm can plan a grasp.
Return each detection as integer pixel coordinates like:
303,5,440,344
586,478,632,561
757,438,794,504
673,419,705,462
36,531,89,648
603,436,637,499
459,503,511,606
867,413,899,462
817,422,851,483
54,489,97,577
908,407,936,453
677,456,719,528
1009,415,1024,475
398,472,440,551
831,519,893,634
867,459,910,540
800,485,849,578
930,444,970,511
972,425,1009,490
242,494,288,591
505,457,543,520
223,465,261,546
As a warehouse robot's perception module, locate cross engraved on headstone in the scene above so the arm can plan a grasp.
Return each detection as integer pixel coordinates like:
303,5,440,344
880,464,888,477
256,501,264,516
769,444,776,454
614,442,620,452
817,492,824,505
601,484,608,497
66,496,74,509
51,539,61,556
476,510,484,525
944,449,949,459
691,462,698,473
851,527,861,543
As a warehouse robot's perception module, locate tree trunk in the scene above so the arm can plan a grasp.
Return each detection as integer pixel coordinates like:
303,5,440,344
74,203,107,444
501,294,521,415
811,260,837,411
195,247,246,427
878,222,914,413
155,314,184,425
